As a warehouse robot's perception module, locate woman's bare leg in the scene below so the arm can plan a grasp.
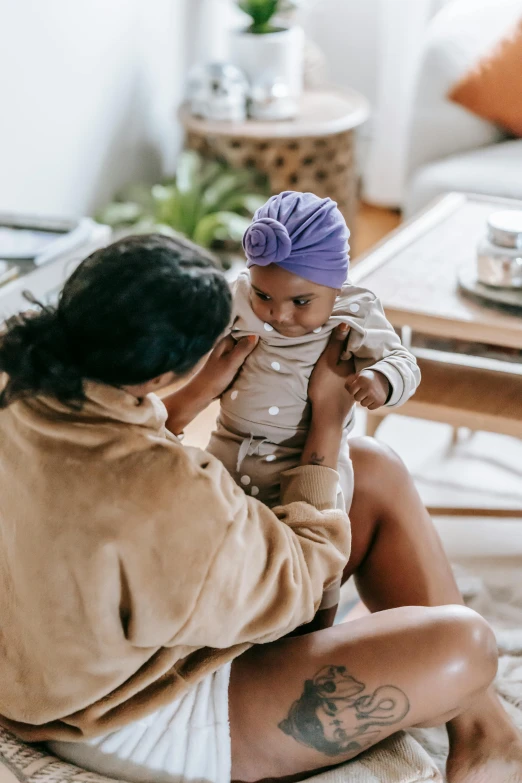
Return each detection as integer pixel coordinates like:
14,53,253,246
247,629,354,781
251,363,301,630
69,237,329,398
344,438,522,783
230,605,496,781
230,438,522,782
342,437,459,607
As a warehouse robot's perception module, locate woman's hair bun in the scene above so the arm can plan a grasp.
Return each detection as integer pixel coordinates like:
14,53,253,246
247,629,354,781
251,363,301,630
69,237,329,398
0,233,233,408
0,305,83,408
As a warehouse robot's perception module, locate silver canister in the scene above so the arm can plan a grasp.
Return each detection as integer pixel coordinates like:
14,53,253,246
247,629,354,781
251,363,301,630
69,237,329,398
186,63,248,122
249,75,298,121
477,210,522,288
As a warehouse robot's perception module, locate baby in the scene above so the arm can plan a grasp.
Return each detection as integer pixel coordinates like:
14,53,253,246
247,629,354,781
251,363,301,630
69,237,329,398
206,191,420,614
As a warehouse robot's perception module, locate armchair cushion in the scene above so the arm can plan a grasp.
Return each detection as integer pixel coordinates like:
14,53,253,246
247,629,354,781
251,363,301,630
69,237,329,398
449,18,522,137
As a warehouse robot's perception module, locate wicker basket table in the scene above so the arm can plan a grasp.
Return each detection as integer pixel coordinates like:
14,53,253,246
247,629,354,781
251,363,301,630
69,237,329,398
179,89,370,230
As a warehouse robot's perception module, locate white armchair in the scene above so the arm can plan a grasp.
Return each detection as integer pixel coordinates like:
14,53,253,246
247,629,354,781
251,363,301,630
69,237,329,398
404,0,522,217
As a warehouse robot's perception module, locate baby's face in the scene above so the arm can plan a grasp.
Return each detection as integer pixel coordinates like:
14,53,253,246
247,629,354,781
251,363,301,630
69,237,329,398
249,265,339,337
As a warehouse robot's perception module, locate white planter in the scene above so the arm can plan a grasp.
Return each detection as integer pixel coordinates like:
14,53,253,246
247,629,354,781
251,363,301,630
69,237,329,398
229,26,305,100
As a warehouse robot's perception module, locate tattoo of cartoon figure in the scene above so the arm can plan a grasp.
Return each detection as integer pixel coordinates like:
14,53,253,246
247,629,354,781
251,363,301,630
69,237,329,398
279,665,410,756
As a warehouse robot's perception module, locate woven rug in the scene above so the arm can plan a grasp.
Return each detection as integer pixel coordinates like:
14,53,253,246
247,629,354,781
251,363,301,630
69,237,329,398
0,727,441,783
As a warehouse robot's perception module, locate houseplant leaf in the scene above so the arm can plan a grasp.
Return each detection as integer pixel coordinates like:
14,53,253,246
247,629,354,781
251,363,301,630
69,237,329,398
98,150,268,251
96,201,143,227
199,172,252,216
115,218,179,238
152,184,184,232
114,183,156,214
193,212,251,248
220,192,267,215
238,0,280,32
175,150,203,194
173,151,208,236
199,160,226,189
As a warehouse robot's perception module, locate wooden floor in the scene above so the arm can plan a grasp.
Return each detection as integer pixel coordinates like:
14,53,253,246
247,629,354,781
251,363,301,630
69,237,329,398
352,202,401,260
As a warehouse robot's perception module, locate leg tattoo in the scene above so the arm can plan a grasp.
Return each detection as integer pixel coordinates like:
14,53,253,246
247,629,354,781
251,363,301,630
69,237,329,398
278,665,410,756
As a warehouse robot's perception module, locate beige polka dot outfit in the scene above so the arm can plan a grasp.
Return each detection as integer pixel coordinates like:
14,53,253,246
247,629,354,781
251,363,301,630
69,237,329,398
207,271,420,515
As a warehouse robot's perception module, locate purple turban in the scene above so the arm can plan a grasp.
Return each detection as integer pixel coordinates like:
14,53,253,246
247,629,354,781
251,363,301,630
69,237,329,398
243,191,350,289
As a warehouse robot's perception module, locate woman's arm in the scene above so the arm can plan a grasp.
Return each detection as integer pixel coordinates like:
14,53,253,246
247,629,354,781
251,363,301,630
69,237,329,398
163,334,256,434
301,323,355,470
293,325,356,632
136,327,353,648
129,328,356,649
167,453,352,648
121,439,350,650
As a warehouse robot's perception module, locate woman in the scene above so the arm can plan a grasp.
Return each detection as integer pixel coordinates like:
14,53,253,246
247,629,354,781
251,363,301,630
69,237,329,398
0,234,519,783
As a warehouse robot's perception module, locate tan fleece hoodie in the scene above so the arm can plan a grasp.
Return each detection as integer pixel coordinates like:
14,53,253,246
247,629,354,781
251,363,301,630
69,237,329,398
0,379,350,742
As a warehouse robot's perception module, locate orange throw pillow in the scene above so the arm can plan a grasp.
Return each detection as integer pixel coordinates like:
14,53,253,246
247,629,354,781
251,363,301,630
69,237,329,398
448,18,522,137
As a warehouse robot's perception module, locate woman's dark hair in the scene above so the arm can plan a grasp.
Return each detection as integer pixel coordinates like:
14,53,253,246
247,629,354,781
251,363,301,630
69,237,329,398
0,234,231,407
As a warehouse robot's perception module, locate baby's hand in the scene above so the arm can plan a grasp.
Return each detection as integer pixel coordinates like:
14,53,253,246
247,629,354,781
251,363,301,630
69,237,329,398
345,370,390,410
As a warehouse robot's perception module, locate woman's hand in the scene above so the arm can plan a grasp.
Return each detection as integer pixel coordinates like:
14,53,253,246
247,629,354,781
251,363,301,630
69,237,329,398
302,325,356,470
164,334,257,435
192,334,257,401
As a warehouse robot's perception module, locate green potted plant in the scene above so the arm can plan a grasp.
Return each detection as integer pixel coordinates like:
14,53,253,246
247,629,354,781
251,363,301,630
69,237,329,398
230,0,304,102
96,150,268,269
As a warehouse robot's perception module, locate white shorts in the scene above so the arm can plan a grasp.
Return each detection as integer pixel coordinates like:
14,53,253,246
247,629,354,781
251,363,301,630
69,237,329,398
49,663,232,783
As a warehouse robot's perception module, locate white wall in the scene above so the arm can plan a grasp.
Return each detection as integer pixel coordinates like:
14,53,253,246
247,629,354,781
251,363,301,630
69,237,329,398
0,0,190,219
299,0,381,175
301,0,380,120
0,0,382,219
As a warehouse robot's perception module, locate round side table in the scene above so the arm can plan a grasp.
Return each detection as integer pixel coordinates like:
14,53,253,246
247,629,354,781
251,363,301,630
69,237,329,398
179,89,370,231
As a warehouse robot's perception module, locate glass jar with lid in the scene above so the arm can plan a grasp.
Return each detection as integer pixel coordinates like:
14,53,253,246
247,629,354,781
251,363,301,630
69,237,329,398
477,210,522,288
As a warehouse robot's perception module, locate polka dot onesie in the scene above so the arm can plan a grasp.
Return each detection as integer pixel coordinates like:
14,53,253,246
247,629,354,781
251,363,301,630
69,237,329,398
206,271,420,511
